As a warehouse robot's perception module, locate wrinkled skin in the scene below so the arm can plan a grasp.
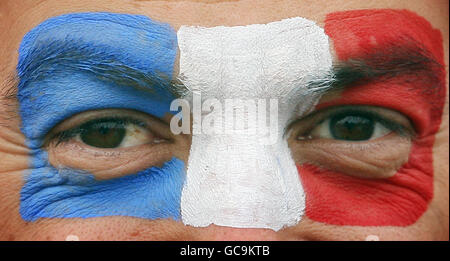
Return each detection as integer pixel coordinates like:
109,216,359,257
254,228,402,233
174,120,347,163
0,0,448,240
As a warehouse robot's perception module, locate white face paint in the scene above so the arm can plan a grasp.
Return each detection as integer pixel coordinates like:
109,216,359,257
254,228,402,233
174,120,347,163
177,17,332,231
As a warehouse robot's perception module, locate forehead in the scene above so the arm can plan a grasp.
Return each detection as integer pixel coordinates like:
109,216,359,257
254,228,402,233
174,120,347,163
19,13,334,98
17,13,178,77
3,1,448,85
177,17,332,98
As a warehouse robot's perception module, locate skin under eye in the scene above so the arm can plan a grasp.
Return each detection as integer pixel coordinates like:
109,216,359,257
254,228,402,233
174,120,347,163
45,109,190,180
288,106,414,179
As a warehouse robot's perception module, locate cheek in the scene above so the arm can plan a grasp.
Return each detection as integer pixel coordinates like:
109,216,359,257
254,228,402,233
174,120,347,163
20,148,186,222
298,137,434,226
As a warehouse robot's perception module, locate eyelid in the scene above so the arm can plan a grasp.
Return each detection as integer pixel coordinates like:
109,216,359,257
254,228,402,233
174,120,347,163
51,117,145,147
44,108,172,147
288,105,416,139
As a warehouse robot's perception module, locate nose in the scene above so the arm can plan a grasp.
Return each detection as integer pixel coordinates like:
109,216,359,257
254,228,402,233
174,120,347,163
181,133,305,231
196,224,282,241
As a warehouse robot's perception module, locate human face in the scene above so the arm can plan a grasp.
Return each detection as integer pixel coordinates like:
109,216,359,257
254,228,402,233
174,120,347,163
0,0,448,240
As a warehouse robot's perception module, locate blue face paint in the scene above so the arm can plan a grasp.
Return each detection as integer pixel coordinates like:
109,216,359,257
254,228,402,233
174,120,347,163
17,12,185,221
21,154,185,221
17,12,179,148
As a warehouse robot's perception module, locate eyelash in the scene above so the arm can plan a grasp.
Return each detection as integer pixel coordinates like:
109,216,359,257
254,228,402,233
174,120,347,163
47,106,413,148
297,107,415,139
49,117,146,147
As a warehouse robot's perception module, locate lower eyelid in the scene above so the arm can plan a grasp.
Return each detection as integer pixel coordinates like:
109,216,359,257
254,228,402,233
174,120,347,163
47,139,175,180
290,133,412,179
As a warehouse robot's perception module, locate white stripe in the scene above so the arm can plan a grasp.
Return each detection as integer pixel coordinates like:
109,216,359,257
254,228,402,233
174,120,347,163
178,17,332,231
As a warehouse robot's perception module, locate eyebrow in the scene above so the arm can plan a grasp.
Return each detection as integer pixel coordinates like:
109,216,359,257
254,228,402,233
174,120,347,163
12,18,445,104
16,35,444,95
16,39,180,101
314,35,445,96
14,13,180,144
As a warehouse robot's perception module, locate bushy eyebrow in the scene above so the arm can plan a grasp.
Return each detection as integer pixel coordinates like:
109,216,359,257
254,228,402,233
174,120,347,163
16,39,180,101
318,35,445,96
9,16,445,104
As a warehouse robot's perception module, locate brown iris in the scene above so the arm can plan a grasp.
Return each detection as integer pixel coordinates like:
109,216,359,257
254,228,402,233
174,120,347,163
80,119,126,148
329,114,374,141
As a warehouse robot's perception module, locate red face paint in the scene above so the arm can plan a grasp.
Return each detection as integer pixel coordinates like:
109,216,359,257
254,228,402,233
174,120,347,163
298,9,446,226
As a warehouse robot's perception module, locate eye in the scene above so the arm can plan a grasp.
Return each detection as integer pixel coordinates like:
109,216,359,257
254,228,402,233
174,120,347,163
288,106,414,179
67,118,161,149
295,107,412,142
51,115,167,149
44,109,190,180
306,113,390,141
79,119,127,148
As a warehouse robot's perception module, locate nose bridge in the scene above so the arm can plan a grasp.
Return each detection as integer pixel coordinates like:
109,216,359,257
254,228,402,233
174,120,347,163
181,125,305,231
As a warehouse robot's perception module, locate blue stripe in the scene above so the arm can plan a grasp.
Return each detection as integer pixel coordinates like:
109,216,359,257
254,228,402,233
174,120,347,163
17,12,184,221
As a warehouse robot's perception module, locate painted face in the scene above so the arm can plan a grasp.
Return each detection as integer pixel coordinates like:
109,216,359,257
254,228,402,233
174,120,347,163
16,10,446,231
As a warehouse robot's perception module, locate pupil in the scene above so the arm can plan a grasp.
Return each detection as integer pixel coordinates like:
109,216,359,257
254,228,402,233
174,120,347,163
80,120,126,148
329,114,374,141
99,126,110,135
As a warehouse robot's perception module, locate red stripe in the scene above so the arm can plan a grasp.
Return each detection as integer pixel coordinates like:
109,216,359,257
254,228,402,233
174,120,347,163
299,9,446,226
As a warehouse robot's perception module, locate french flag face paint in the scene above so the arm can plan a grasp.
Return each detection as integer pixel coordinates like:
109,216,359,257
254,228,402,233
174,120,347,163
16,10,444,231
17,13,332,231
